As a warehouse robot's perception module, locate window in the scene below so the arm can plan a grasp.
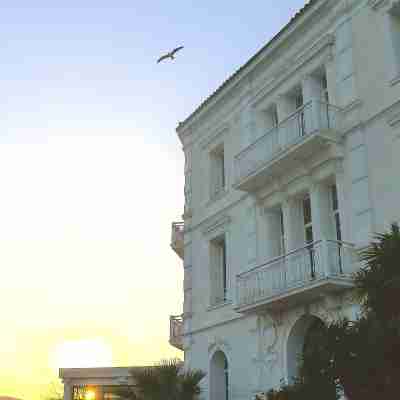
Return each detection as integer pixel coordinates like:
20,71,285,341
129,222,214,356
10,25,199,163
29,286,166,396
272,105,279,127
295,92,304,109
303,196,313,244
303,195,315,279
210,351,229,400
321,73,329,103
279,207,286,255
295,92,306,136
210,235,227,305
331,184,344,273
210,145,225,199
331,185,342,241
224,356,229,400
389,5,400,72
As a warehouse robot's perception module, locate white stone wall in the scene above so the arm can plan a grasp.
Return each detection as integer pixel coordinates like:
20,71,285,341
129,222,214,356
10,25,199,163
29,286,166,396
177,1,400,399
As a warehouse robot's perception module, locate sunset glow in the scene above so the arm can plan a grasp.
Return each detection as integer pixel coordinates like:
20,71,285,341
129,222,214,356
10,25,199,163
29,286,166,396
52,339,113,370
0,1,307,399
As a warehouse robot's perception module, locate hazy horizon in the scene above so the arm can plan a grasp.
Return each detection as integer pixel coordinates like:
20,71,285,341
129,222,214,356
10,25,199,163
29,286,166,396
0,1,307,398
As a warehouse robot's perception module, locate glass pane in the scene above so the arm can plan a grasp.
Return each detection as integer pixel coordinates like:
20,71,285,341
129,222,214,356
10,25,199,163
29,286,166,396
331,185,338,211
303,197,312,225
335,213,342,241
305,226,313,244
222,239,227,299
296,93,303,109
220,152,225,188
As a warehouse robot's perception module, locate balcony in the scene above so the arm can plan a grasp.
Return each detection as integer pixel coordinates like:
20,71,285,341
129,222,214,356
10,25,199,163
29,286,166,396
235,240,357,313
234,100,342,192
171,222,184,259
169,314,184,350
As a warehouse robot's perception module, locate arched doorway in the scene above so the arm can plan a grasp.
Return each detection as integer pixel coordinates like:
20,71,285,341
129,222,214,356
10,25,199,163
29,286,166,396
210,350,229,400
286,315,325,383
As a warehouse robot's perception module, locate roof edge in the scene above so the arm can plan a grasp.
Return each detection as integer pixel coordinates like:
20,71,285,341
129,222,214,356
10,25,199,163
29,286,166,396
176,0,322,139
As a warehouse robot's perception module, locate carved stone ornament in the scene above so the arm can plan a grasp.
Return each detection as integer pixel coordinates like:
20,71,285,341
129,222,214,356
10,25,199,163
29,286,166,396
252,313,281,391
208,336,231,354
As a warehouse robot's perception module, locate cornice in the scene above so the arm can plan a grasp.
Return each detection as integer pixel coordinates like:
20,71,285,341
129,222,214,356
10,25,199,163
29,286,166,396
252,34,335,108
200,123,230,149
201,214,231,236
177,0,337,138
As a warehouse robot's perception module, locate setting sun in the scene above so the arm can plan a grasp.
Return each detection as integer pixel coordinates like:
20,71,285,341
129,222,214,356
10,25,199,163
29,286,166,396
51,339,113,370
85,391,96,400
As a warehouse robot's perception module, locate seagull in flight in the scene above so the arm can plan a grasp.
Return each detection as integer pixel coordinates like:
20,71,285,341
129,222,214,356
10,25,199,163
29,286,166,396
157,46,184,63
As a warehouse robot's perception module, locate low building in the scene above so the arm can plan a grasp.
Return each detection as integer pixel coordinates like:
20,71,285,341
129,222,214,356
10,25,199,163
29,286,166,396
60,367,137,400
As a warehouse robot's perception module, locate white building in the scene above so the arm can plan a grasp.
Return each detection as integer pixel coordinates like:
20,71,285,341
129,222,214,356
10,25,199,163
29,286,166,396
169,0,400,399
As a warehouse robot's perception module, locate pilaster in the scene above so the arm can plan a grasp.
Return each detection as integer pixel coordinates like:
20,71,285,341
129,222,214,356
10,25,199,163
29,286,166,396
282,198,304,251
325,56,338,106
335,161,349,242
276,94,294,122
310,182,333,241
63,381,72,400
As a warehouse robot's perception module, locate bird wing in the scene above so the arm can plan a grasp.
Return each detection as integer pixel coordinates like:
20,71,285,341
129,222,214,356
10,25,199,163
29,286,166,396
157,53,170,63
171,46,184,56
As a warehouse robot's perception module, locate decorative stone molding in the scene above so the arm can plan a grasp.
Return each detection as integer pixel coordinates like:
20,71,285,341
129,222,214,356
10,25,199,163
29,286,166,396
201,214,231,237
252,33,335,107
200,123,230,150
252,312,283,392
208,336,231,355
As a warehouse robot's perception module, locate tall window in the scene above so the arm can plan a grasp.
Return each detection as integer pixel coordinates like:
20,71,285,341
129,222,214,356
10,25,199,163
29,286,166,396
210,351,229,400
272,105,279,127
331,184,343,274
295,92,306,136
210,235,227,305
303,195,315,278
303,196,313,244
389,6,400,71
224,356,229,400
321,73,329,103
331,185,341,241
210,145,225,199
279,207,286,255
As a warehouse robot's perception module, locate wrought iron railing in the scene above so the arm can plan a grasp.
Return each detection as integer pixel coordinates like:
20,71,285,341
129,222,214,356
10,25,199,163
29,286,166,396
236,240,356,309
169,314,184,350
171,222,184,245
234,100,341,184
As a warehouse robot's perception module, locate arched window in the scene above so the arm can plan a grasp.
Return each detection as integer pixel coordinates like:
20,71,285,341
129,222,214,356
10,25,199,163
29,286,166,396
286,315,325,382
210,350,229,400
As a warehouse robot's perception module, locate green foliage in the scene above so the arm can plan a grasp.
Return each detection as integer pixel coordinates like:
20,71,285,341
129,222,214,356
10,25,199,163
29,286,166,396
355,222,400,321
129,358,205,400
267,223,400,400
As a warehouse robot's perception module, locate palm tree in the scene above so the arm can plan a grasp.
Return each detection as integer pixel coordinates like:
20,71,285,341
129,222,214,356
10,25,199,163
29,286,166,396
129,358,205,400
355,222,400,321
267,223,400,400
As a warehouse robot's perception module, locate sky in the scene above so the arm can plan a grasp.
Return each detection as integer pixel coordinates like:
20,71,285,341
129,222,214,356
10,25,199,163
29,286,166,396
0,1,307,398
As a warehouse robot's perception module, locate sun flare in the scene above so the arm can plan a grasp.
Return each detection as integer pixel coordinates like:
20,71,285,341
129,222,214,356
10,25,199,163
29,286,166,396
85,390,96,400
51,339,113,370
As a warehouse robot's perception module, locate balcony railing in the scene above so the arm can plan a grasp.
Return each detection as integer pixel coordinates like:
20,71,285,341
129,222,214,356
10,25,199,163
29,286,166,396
169,314,184,350
236,240,356,312
171,222,184,259
234,100,341,187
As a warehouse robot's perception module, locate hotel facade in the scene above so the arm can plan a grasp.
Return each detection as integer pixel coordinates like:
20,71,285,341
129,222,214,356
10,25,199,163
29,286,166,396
169,0,400,399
